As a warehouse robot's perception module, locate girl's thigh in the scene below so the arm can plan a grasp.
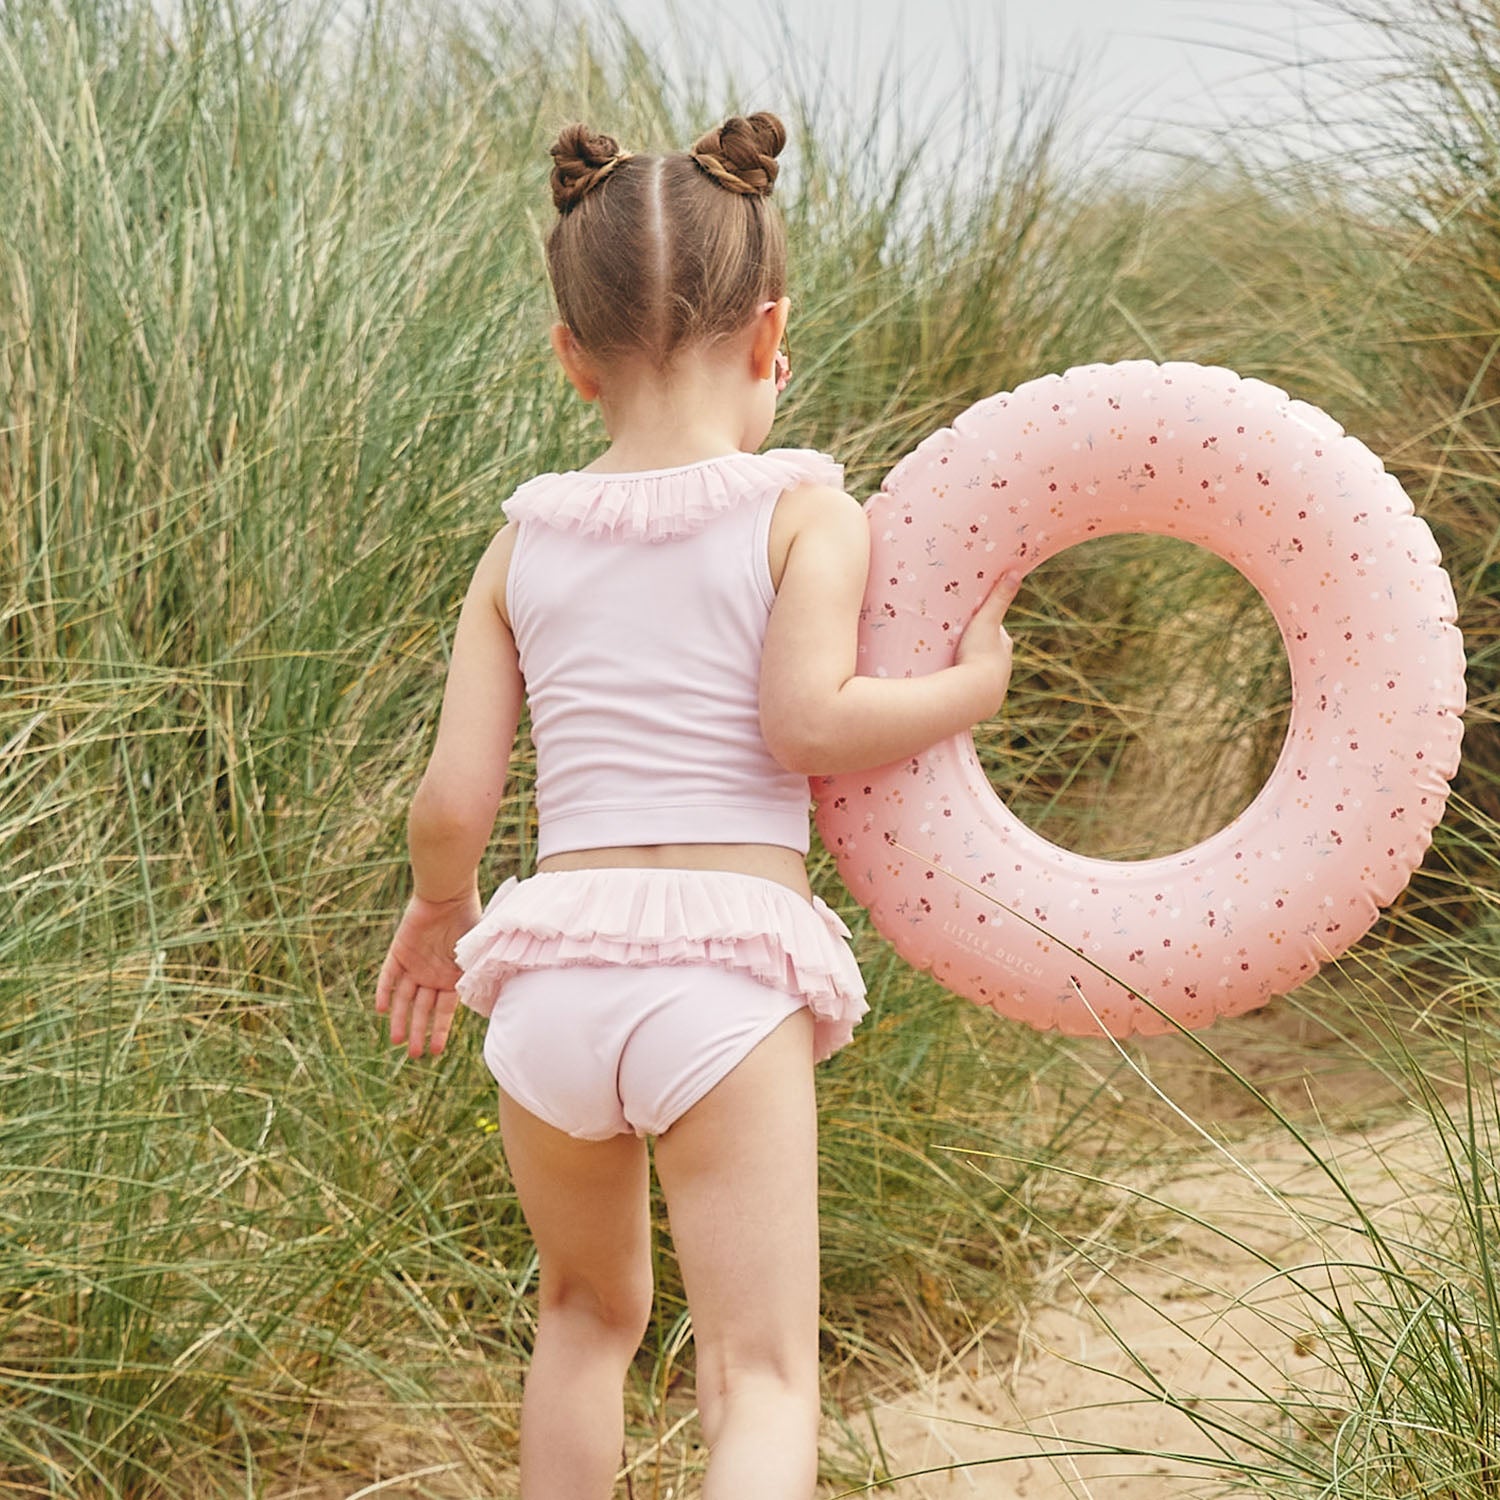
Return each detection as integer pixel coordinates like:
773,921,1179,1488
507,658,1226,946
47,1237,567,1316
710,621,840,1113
496,1088,654,1325
652,1007,819,1373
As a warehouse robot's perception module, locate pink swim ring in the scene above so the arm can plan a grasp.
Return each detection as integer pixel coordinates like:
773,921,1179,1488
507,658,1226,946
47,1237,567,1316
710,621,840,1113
813,361,1467,1037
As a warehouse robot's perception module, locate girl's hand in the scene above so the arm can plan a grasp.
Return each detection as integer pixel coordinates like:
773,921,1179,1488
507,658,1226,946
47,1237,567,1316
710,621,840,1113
955,573,1019,720
375,890,482,1059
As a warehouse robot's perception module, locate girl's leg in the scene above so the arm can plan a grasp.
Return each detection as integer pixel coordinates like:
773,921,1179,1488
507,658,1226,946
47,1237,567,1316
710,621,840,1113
495,1089,654,1500
652,1007,820,1499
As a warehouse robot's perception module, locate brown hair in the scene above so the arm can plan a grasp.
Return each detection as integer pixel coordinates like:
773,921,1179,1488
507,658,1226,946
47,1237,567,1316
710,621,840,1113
544,113,788,368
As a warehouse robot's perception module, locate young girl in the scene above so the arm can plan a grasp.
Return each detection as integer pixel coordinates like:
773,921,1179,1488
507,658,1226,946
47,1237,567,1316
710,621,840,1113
374,112,1014,1498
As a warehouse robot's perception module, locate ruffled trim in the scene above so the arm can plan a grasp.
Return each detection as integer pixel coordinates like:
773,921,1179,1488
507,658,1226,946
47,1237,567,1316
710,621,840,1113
454,867,868,1064
501,448,844,542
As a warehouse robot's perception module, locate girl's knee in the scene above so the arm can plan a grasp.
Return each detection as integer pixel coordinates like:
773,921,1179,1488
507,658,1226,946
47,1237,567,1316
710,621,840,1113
539,1264,654,1349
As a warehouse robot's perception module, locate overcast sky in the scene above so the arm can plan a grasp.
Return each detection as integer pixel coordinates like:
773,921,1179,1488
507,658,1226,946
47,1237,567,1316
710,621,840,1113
579,0,1391,177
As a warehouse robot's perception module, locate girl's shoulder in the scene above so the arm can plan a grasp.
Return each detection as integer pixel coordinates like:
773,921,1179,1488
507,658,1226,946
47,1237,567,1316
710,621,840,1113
500,448,845,543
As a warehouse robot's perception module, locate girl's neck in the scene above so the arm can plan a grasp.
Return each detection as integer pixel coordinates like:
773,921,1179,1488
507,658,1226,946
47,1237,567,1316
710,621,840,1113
583,343,771,475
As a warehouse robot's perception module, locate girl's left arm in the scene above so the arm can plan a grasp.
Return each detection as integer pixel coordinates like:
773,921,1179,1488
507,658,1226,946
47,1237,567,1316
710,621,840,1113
376,527,523,1059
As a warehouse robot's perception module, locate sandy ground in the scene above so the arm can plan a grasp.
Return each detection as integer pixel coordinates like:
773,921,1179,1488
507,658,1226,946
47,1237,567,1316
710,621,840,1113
846,1013,1451,1499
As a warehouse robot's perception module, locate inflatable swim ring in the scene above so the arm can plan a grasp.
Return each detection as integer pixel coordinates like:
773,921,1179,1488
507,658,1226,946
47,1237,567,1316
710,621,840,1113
813,361,1466,1037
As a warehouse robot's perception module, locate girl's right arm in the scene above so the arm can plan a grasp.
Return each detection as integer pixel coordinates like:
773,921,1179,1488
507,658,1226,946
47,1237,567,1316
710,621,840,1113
376,527,524,1058
759,485,1016,776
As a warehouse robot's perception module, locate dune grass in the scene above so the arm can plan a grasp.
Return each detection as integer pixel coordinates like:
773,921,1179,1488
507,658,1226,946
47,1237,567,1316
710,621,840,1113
1,0,1496,1494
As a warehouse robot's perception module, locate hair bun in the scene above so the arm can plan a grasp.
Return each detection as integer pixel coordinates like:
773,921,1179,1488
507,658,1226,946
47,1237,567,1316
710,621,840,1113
550,123,631,212
689,111,786,197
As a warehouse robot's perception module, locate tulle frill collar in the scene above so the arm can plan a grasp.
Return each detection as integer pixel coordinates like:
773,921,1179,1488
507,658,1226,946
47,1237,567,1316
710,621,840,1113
501,447,844,542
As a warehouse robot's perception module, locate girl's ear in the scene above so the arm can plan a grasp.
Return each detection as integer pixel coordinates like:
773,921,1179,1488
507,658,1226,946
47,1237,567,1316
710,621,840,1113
751,297,790,383
550,322,602,402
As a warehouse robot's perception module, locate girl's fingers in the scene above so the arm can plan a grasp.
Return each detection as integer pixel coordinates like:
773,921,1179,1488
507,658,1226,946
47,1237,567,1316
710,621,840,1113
388,971,419,1044
407,986,435,1059
958,576,1017,652
375,948,397,1013
979,571,1021,618
427,993,459,1057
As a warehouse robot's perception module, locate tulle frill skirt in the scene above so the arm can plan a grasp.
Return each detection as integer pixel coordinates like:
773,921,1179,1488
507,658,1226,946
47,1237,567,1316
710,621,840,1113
454,867,868,1065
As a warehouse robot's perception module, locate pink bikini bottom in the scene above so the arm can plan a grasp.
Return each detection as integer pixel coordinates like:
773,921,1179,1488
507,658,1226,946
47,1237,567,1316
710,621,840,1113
480,965,806,1139
453,867,869,1141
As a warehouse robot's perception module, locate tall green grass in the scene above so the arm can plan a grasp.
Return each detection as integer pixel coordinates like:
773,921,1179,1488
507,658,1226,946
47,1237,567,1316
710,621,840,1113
1,0,1496,1494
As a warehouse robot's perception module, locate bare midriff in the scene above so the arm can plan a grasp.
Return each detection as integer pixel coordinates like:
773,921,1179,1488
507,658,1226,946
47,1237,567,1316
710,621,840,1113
536,841,813,903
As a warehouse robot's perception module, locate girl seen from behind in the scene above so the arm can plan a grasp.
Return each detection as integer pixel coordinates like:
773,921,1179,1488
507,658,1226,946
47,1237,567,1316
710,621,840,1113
375,111,1015,1497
